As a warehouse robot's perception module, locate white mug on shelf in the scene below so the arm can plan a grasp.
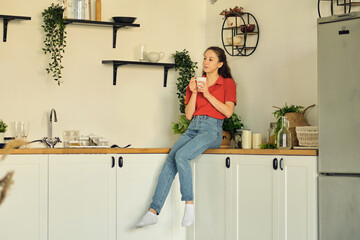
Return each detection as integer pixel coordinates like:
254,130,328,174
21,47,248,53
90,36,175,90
147,52,164,63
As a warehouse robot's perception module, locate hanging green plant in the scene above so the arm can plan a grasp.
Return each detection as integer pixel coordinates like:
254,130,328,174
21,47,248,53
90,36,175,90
41,3,67,85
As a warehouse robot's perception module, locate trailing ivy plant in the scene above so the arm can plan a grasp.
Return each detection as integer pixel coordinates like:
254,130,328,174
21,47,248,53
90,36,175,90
171,49,197,134
172,49,198,114
42,3,67,85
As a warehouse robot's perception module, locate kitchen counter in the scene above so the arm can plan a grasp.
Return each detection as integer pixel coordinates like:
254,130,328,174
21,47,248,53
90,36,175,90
0,148,318,156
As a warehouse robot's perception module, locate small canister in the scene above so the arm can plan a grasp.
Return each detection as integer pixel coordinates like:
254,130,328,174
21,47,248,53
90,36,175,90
80,136,90,146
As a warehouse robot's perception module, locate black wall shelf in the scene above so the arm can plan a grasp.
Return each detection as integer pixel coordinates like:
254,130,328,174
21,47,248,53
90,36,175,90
63,18,140,48
102,60,175,86
221,12,260,57
0,14,31,42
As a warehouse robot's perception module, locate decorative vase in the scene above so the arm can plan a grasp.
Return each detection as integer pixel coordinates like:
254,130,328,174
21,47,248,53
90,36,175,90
95,0,101,21
0,132,4,144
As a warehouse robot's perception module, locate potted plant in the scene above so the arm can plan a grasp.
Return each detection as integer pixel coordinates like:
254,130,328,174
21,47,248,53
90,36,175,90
219,6,244,19
42,3,67,86
0,120,8,144
171,49,198,134
272,103,318,147
221,113,243,148
219,6,244,28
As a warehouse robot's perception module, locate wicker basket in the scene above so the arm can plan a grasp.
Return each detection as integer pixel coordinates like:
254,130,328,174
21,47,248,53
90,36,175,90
295,126,318,147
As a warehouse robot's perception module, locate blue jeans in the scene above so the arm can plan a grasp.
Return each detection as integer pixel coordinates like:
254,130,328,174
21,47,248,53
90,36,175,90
150,115,223,214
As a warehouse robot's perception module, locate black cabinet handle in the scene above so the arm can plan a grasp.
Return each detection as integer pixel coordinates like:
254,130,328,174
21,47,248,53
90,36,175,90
225,157,231,168
118,156,123,168
280,158,284,171
273,158,278,170
111,156,115,168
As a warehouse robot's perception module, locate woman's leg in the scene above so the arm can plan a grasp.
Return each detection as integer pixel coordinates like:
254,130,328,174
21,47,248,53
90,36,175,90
174,116,223,226
149,128,198,214
136,125,198,228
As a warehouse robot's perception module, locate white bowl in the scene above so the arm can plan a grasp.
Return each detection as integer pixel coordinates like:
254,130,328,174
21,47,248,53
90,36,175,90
226,36,242,46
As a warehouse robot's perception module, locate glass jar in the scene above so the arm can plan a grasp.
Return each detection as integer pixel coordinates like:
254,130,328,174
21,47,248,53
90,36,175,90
268,122,276,144
234,129,242,148
277,116,292,149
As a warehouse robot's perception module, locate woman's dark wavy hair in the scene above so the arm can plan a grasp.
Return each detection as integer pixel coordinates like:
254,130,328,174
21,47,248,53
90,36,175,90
202,46,233,79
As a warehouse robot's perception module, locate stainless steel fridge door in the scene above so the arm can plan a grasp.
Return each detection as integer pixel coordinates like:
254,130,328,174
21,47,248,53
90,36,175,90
318,17,360,173
319,175,360,240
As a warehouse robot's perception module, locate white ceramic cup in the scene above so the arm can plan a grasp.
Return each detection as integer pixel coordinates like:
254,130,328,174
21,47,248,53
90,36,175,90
147,52,164,62
196,77,206,89
252,133,262,149
242,130,252,149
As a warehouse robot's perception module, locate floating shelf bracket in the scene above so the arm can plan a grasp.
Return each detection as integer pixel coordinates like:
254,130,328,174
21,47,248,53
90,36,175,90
0,15,31,42
102,60,175,86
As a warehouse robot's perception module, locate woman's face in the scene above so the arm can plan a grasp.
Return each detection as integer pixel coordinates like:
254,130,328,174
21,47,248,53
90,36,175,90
203,50,223,74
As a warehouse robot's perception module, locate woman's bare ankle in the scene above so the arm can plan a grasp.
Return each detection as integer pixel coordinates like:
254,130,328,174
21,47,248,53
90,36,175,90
149,208,158,215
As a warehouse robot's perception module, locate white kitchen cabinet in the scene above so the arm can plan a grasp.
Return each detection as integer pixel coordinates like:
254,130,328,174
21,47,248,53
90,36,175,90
229,155,317,240
278,156,317,240
229,155,277,240
188,154,230,240
48,154,116,240
48,153,181,240
116,154,173,240
0,154,48,240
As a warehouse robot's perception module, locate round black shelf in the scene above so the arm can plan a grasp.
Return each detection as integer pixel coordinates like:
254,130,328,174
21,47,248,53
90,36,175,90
221,12,259,57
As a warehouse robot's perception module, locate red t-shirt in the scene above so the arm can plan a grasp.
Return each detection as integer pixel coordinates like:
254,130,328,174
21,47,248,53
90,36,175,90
185,75,237,119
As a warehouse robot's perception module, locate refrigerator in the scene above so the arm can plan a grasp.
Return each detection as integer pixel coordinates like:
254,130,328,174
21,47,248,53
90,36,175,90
318,12,360,240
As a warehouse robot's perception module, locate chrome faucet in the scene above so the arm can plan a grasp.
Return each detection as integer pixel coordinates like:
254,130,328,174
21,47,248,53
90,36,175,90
43,108,61,148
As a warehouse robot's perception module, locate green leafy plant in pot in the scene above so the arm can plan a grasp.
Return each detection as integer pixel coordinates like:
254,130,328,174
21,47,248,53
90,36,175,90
0,119,8,144
223,113,243,140
171,49,198,134
0,120,7,133
42,3,67,86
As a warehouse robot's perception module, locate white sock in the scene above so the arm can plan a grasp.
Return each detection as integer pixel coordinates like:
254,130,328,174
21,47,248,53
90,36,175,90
182,204,195,227
136,211,158,228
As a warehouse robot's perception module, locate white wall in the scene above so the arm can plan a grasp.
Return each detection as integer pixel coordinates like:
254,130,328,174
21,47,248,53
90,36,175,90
1,0,358,147
0,0,206,148
206,0,359,140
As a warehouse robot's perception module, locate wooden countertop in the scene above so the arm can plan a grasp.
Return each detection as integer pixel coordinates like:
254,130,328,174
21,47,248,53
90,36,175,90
0,148,318,156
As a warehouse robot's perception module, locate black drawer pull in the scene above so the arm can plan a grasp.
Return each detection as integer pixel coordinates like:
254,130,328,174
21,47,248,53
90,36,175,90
118,156,123,168
280,158,284,171
111,156,115,168
226,157,231,168
273,158,278,170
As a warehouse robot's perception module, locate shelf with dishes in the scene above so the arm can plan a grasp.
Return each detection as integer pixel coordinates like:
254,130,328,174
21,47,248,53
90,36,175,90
221,12,259,57
63,17,140,48
0,14,31,42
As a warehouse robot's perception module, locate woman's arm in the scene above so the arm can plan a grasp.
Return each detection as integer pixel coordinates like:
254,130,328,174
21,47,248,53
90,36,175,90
198,82,235,118
185,77,198,120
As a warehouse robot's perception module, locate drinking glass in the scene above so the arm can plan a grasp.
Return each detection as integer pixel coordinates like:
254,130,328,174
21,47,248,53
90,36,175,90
21,121,30,140
13,121,22,139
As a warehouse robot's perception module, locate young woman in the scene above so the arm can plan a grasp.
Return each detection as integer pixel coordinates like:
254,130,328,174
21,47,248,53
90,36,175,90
137,46,236,228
